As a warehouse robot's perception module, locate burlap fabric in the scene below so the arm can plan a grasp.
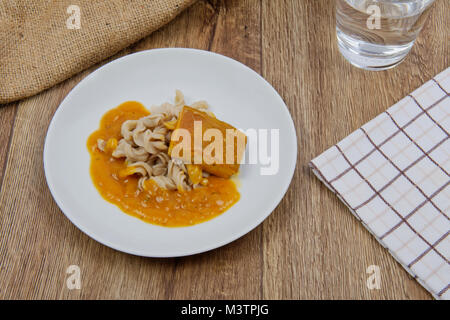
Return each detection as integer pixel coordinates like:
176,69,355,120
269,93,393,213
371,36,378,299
0,0,196,104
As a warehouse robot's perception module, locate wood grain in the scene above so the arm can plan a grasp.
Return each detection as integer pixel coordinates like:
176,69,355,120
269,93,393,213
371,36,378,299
0,0,448,299
0,103,17,190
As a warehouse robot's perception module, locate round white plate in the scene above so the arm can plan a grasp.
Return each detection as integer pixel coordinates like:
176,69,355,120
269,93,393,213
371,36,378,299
44,48,297,257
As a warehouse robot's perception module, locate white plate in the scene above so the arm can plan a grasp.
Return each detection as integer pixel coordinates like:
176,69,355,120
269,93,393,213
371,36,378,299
44,48,297,257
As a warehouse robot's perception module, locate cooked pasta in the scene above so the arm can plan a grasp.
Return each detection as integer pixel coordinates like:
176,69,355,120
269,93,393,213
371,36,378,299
99,90,208,192
88,97,243,227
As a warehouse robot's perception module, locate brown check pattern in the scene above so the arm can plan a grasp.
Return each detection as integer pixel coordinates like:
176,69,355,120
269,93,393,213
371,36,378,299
310,67,450,300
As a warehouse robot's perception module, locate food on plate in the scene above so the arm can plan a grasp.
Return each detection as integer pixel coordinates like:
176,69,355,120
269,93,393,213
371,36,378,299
169,106,247,178
87,91,246,227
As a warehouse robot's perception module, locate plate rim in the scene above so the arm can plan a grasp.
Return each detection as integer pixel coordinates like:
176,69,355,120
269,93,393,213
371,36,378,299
43,48,298,257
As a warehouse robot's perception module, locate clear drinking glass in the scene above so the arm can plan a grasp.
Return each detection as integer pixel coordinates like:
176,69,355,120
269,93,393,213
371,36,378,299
336,0,436,70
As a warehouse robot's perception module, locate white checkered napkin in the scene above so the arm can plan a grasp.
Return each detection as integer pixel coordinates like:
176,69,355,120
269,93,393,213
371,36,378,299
310,67,450,300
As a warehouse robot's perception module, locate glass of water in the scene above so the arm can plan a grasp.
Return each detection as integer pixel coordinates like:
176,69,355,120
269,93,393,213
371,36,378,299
336,0,436,70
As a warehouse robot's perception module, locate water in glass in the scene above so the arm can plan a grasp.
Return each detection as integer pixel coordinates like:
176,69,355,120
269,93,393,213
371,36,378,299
336,0,435,70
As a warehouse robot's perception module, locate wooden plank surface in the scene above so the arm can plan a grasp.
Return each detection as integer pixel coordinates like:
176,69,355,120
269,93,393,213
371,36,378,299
0,0,447,299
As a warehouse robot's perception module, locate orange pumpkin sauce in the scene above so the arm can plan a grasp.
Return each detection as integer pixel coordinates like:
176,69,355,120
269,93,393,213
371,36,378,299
87,101,240,227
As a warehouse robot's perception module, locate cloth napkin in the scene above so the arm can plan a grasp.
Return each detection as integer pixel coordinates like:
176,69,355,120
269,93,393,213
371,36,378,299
310,67,450,299
0,0,196,104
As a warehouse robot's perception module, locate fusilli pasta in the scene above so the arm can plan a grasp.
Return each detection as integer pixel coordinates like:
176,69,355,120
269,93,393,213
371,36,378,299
100,90,209,192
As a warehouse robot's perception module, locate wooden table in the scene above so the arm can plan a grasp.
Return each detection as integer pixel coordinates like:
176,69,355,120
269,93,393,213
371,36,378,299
0,0,447,300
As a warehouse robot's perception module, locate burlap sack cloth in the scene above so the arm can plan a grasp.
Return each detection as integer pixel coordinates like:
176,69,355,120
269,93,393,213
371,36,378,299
0,0,196,104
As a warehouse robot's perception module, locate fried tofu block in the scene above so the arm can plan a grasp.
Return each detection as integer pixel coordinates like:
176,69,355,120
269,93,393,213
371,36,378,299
169,106,247,178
